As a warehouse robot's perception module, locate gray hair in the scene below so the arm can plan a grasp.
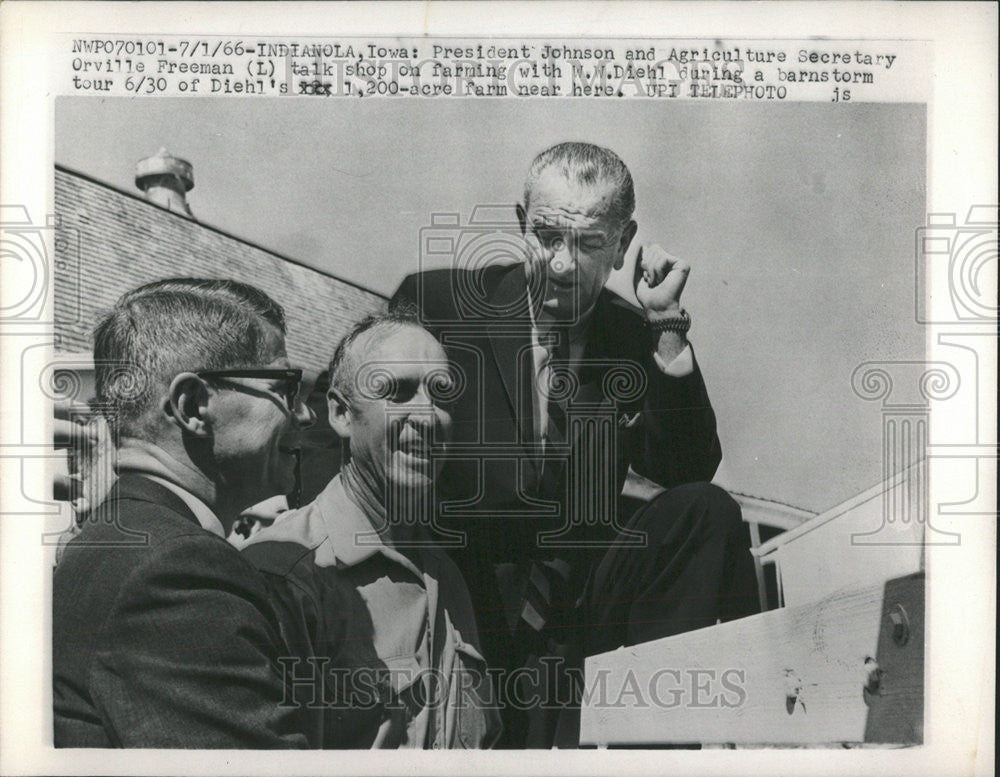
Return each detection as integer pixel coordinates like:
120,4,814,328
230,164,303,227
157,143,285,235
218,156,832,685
523,142,636,226
93,278,286,438
328,304,424,404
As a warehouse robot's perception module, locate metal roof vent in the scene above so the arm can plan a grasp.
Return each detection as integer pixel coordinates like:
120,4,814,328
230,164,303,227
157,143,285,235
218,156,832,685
135,148,195,218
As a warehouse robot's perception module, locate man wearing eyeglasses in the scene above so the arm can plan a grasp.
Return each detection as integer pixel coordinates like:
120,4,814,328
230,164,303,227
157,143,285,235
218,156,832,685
53,278,317,747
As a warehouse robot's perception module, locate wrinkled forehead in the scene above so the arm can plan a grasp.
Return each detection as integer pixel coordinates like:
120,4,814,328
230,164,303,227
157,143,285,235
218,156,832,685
525,169,622,228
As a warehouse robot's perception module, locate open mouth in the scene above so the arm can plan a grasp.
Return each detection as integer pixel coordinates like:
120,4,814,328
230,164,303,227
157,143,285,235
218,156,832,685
546,279,576,294
397,439,432,460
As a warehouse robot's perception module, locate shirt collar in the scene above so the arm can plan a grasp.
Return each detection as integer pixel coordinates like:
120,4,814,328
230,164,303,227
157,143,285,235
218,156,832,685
313,474,392,567
313,474,430,580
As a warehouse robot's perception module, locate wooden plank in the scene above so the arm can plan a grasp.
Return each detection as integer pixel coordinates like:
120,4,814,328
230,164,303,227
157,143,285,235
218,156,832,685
580,573,924,746
754,466,918,556
864,574,924,743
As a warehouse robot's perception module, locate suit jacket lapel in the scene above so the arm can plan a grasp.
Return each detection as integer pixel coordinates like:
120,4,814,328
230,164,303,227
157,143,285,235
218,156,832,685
571,291,647,443
575,291,626,406
486,265,536,447
482,273,646,475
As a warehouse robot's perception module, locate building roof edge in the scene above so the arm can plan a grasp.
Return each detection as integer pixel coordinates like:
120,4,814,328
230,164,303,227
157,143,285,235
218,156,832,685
54,163,388,301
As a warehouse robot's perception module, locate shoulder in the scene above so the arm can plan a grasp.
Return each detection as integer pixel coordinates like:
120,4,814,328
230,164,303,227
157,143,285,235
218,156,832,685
238,505,360,633
240,503,327,580
391,264,516,319
396,265,500,292
123,533,274,613
58,518,273,644
55,491,215,589
592,288,650,352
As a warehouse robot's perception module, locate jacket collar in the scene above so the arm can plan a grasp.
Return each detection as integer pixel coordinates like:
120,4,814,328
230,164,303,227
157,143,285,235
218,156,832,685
106,472,202,529
311,474,380,566
140,474,226,538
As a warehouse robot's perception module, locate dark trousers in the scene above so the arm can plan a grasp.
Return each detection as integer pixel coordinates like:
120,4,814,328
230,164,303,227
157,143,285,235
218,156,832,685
584,481,759,657
514,482,760,748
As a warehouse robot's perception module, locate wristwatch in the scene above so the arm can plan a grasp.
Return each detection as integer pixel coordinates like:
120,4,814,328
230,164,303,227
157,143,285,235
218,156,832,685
645,308,691,335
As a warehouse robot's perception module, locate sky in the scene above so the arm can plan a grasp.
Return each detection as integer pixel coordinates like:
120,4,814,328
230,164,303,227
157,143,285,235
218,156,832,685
55,96,926,512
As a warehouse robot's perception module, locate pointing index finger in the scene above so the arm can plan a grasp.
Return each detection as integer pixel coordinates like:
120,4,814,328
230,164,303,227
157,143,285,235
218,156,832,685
632,243,646,291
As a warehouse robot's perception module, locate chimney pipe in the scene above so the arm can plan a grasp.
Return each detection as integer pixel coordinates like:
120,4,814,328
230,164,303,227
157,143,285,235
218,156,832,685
135,148,194,217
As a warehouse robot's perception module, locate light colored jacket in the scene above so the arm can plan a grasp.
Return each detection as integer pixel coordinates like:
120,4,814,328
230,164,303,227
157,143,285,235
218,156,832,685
241,475,502,749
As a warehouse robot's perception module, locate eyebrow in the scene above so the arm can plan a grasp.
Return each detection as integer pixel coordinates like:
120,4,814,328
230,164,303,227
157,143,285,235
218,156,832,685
531,219,612,240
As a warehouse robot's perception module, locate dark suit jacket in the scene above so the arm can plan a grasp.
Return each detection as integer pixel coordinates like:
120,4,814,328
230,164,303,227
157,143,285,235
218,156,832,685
53,473,310,748
390,264,722,665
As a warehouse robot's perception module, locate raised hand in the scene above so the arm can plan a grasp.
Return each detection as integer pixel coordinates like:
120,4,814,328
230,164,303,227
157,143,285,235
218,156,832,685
632,243,690,319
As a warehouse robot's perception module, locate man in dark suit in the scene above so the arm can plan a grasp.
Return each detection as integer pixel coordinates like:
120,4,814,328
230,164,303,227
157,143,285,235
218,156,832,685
391,142,759,746
53,278,316,747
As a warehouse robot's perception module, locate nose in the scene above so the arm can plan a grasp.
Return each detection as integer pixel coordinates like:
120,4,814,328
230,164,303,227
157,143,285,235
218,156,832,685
404,385,448,429
293,397,316,429
409,384,441,413
547,238,576,279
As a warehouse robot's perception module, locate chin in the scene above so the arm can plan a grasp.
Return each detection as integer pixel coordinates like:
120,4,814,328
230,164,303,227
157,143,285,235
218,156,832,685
387,467,434,492
544,296,578,316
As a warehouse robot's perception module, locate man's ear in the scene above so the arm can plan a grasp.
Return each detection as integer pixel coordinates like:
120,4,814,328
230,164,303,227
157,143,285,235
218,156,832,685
615,220,638,270
165,373,212,437
327,387,352,438
516,203,527,237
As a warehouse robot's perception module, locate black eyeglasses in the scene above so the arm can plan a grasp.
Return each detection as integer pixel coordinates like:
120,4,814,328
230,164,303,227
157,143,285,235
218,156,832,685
197,368,303,411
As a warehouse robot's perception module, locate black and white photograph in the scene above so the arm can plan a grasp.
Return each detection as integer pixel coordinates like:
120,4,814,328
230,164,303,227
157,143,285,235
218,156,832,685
0,3,995,775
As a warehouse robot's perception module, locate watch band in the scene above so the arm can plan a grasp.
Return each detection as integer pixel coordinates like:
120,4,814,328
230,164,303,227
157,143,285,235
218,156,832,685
645,308,691,335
